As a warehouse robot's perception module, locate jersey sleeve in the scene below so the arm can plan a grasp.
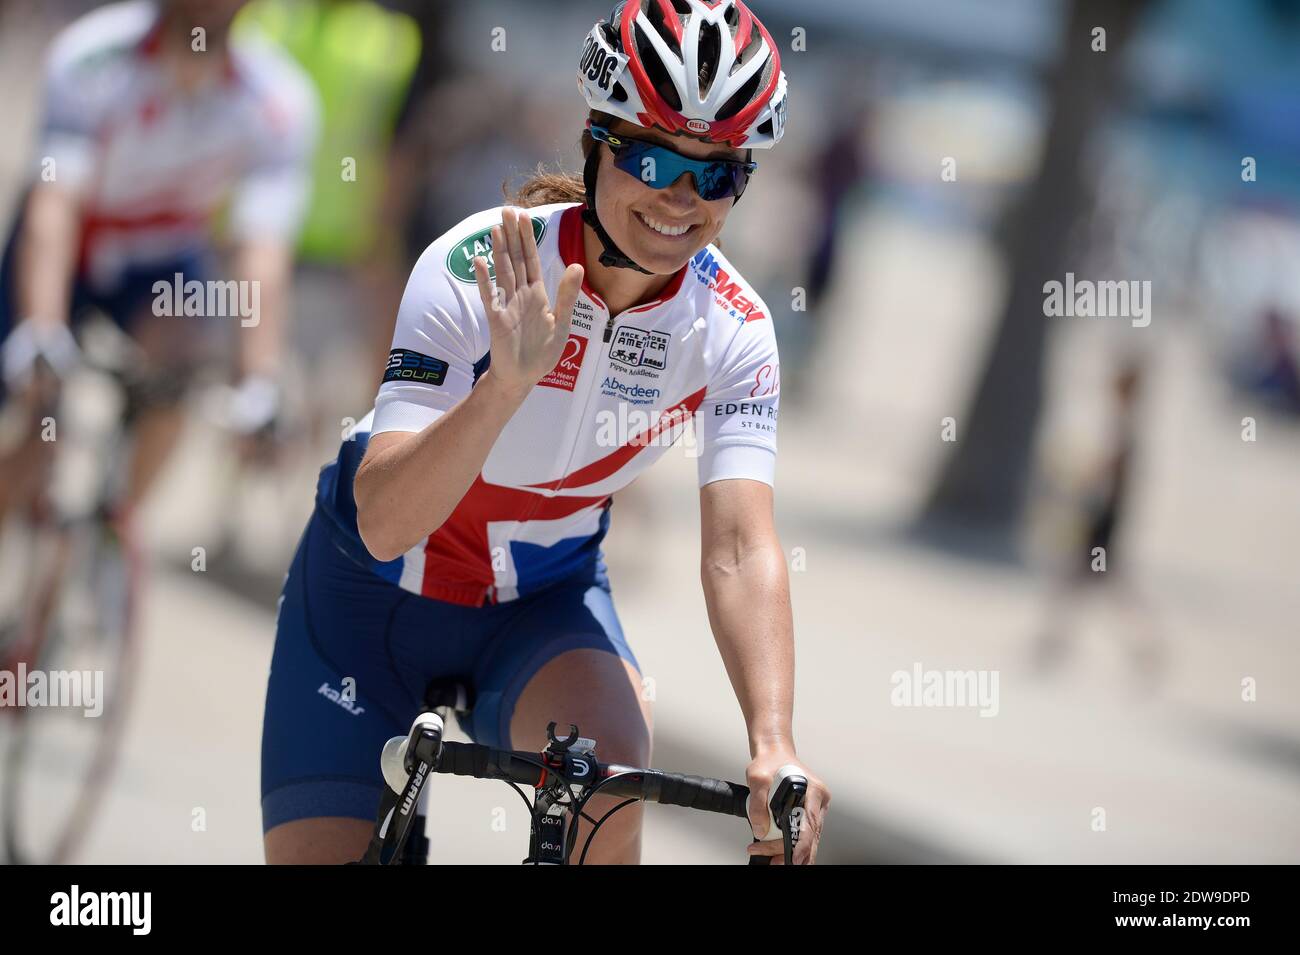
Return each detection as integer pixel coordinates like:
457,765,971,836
227,43,321,242
370,238,489,436
37,37,106,193
696,316,781,488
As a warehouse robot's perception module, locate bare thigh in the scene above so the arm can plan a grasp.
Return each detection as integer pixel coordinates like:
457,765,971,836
510,648,651,865
264,817,374,865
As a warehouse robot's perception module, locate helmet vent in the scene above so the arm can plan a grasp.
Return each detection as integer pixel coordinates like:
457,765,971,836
635,22,683,111
716,66,763,121
610,81,629,103
697,21,722,97
644,0,682,58
733,29,765,72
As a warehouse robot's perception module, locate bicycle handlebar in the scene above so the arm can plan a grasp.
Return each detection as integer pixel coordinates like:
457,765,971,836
430,741,750,819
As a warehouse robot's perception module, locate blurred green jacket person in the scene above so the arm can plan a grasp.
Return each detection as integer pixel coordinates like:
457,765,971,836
237,0,420,264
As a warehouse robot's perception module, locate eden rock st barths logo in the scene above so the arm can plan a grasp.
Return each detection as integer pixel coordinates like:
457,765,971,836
448,216,548,283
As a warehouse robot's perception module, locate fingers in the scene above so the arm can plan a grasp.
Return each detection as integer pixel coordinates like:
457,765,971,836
746,840,784,863
551,263,584,335
519,206,543,287
502,207,527,291
747,789,771,841
490,223,517,302
472,256,499,316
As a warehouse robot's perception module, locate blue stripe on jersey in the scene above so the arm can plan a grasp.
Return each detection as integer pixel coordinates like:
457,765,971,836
509,505,611,593
314,425,404,582
314,351,611,602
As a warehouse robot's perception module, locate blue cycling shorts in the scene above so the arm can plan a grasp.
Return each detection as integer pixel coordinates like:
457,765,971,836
259,506,639,833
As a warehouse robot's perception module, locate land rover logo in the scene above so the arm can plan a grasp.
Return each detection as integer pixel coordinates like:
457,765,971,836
447,216,548,284
686,118,711,134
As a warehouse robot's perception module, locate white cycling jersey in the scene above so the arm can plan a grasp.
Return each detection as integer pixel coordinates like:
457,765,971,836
35,0,318,290
317,202,780,606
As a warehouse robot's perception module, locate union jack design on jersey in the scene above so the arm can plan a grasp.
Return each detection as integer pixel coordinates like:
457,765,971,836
316,203,780,607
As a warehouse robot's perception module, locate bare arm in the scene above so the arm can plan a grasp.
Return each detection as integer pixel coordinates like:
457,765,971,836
232,238,293,379
700,478,794,753
700,477,830,862
15,184,80,329
355,371,529,561
355,207,582,561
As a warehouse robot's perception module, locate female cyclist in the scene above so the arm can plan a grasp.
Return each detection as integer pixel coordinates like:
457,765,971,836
261,0,829,864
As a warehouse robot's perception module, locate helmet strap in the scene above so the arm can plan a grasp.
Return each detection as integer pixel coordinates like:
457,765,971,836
581,145,654,275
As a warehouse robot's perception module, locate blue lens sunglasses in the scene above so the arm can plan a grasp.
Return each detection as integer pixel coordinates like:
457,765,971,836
588,123,757,202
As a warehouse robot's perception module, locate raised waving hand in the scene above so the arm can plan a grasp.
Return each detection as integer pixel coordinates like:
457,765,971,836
472,206,584,394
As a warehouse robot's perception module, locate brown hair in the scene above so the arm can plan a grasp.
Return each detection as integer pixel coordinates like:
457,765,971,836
505,112,612,208
506,165,588,208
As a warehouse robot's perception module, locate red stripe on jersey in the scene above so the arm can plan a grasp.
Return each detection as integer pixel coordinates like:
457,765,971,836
419,475,609,604
527,386,706,491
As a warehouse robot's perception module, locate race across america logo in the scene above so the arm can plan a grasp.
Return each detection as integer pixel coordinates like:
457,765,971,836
689,249,768,322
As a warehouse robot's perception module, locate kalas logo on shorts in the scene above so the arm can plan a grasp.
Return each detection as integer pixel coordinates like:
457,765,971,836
690,250,767,322
447,217,548,284
539,335,588,392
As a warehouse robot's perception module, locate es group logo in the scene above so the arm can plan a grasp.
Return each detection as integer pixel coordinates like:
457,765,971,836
383,348,449,387
539,335,588,391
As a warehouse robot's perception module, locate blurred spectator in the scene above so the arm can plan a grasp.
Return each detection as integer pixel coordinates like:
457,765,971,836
803,101,872,317
1240,308,1300,416
1032,357,1164,678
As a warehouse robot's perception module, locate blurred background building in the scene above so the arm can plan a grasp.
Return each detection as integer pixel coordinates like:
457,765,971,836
0,0,1297,863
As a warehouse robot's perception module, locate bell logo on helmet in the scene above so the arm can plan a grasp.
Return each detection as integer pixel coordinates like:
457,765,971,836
686,118,712,134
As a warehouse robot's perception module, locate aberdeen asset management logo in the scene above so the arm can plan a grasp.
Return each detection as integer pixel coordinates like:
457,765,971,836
539,335,588,392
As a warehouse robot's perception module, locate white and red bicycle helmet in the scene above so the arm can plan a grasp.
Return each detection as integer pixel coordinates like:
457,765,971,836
578,0,788,149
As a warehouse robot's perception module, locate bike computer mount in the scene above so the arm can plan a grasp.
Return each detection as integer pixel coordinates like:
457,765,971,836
530,722,601,865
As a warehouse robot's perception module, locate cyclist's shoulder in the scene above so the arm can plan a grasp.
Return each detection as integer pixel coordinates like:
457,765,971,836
415,202,578,283
684,242,774,330
227,31,320,135
45,0,153,82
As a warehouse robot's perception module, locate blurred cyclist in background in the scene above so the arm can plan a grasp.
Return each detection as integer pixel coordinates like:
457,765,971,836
0,0,318,528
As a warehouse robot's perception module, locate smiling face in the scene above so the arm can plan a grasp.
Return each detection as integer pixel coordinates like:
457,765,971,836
592,120,748,275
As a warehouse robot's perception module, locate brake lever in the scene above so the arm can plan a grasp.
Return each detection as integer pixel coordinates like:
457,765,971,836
749,763,807,866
